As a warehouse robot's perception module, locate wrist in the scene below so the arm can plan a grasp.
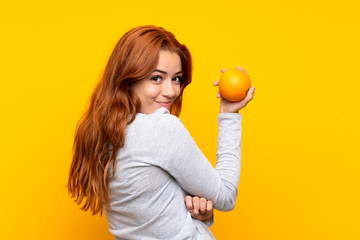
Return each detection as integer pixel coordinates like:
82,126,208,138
220,110,239,113
220,106,240,113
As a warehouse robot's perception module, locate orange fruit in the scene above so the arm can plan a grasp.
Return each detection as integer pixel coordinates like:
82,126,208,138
218,69,251,101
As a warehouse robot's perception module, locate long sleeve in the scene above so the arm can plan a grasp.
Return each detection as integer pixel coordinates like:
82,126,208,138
151,110,242,211
105,108,242,239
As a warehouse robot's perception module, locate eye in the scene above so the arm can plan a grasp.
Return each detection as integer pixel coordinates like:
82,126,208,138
150,75,162,82
173,76,184,83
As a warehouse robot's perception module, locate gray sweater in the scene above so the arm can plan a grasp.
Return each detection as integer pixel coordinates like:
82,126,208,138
105,107,242,240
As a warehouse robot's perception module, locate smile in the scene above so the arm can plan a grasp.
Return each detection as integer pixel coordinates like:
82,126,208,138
156,101,171,107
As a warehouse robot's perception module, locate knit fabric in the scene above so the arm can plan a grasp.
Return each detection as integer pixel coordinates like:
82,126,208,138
104,107,242,240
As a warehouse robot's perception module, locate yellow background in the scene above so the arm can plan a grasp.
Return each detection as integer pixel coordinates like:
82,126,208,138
1,0,359,239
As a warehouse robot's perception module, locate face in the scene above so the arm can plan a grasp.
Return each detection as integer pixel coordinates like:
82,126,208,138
130,50,183,114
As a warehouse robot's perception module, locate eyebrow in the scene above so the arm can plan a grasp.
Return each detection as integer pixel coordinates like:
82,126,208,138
153,69,183,75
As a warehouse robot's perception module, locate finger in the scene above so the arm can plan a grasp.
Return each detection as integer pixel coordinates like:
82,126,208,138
193,196,200,213
242,87,256,103
247,87,256,99
190,210,200,219
193,209,199,215
206,200,214,212
213,79,219,86
216,91,221,98
236,66,249,76
184,196,193,212
221,68,227,73
199,198,207,214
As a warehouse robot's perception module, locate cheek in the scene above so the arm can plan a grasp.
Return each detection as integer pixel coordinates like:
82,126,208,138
132,82,158,99
146,86,160,97
140,85,160,101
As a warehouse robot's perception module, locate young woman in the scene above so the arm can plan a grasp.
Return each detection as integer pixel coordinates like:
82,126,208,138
68,25,255,239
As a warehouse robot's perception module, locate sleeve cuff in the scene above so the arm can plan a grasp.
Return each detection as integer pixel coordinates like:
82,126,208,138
203,214,214,227
218,112,242,120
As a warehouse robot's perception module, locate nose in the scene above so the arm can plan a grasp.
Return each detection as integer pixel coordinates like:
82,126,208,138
162,78,176,99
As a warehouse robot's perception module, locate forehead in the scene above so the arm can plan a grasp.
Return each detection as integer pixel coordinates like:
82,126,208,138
156,50,182,72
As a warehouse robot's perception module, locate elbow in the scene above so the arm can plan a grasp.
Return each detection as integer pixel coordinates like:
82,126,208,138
222,198,237,212
215,189,238,212
216,200,236,212
227,199,237,211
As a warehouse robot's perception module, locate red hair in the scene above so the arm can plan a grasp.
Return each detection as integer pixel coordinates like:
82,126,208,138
68,25,193,215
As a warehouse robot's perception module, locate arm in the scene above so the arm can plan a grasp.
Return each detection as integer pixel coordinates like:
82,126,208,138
154,111,242,211
153,67,255,211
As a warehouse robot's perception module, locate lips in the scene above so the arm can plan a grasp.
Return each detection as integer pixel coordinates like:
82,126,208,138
156,101,171,107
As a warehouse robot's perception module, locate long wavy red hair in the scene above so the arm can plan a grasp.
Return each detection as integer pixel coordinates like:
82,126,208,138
68,25,193,215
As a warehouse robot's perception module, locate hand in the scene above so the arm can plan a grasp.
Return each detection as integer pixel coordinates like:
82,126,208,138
213,66,256,113
184,195,214,222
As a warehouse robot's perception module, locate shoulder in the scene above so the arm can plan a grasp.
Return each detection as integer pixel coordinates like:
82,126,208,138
154,107,183,126
152,108,194,144
131,107,190,142
126,107,185,142
125,107,189,153
152,107,186,134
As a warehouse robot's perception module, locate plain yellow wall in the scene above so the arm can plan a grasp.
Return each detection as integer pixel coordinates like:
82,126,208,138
1,0,359,239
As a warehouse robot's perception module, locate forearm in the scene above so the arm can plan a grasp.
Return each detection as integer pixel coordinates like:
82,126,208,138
213,113,242,211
